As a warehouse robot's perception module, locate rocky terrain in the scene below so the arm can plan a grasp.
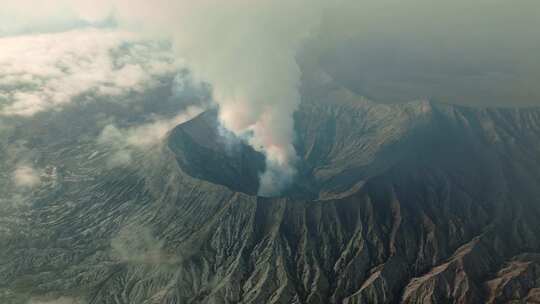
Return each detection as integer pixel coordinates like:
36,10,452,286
1,86,540,303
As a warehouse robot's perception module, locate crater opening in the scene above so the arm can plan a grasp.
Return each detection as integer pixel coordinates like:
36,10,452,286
167,110,319,198
168,111,265,195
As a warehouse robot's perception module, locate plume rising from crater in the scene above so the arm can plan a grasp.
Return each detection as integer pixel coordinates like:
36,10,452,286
159,1,325,196
79,0,327,195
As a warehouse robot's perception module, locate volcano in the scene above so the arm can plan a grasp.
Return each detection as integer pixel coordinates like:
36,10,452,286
1,87,540,304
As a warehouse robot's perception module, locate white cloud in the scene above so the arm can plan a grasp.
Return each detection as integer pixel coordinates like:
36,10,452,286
0,29,178,117
97,105,205,167
99,105,205,148
0,0,113,35
12,164,41,188
111,225,175,264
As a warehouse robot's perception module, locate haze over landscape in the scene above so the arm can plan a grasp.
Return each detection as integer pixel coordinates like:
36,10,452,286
1,1,540,303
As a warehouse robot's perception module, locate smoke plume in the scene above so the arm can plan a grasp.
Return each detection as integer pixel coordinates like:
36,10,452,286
112,0,326,195
178,2,322,195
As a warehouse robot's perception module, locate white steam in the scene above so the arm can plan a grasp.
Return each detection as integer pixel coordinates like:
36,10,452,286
162,2,324,196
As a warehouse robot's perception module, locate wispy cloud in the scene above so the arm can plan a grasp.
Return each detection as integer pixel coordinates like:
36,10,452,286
12,164,41,188
111,224,176,264
97,105,205,167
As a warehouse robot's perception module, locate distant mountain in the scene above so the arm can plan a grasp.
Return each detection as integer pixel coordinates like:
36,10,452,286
1,87,540,304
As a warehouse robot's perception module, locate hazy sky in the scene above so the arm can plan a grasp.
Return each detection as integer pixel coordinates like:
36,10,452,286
310,0,540,106
1,0,539,107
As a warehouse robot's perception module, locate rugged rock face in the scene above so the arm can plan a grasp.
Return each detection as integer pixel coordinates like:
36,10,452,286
1,87,540,303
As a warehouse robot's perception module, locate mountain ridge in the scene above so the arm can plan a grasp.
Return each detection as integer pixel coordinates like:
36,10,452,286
1,90,540,303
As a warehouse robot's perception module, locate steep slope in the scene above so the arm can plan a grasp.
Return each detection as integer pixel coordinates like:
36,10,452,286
1,88,540,304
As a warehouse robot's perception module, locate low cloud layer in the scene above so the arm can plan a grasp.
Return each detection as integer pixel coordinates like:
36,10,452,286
0,29,177,116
